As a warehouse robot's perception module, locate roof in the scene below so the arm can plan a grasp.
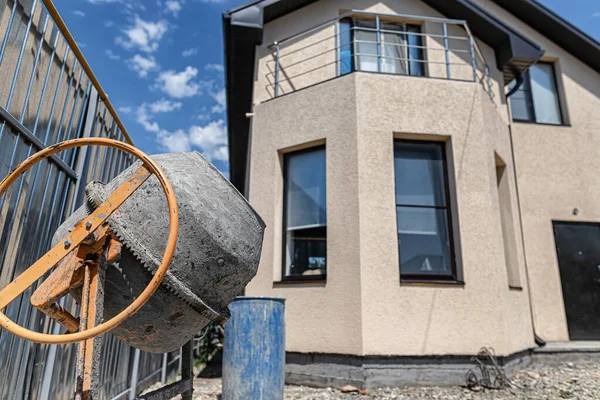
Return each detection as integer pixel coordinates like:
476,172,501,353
222,0,599,194
492,0,600,75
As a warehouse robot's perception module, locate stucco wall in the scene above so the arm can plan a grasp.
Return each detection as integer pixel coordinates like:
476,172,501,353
244,0,600,357
248,69,535,356
248,74,364,355
472,0,600,342
353,73,532,356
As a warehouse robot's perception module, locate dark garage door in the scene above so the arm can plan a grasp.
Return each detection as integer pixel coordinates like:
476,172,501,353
553,221,600,340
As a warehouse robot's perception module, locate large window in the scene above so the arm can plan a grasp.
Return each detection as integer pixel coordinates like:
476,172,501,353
393,141,456,281
282,146,326,281
509,62,563,125
339,19,424,77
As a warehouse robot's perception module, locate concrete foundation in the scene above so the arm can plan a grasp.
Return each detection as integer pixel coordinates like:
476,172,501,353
285,350,533,388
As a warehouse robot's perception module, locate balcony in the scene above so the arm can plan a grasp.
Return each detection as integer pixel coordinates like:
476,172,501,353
265,10,494,102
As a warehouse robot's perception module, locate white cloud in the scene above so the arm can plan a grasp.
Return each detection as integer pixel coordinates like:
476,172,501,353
157,120,228,161
135,104,160,132
131,99,182,133
73,10,86,17
594,12,600,17
148,99,183,113
128,54,158,78
155,66,205,98
105,49,121,60
77,42,88,48
105,20,115,28
210,89,226,113
88,0,122,3
116,15,168,53
199,0,227,3
165,0,183,17
205,63,224,72
182,47,199,57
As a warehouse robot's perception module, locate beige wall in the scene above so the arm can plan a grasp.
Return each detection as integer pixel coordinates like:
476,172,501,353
246,0,600,357
472,0,600,342
248,75,364,355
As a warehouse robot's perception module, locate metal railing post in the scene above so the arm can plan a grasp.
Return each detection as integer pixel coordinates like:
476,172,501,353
129,348,141,400
376,16,382,73
443,22,450,79
274,42,280,97
334,21,339,77
469,35,477,82
485,66,492,99
161,353,168,384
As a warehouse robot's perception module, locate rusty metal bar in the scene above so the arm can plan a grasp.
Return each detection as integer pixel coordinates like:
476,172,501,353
135,378,193,400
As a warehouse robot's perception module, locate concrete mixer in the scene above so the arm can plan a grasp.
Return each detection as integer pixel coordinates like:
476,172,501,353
0,138,265,399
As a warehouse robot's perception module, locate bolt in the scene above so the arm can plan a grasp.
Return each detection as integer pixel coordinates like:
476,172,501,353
64,240,72,249
85,221,93,230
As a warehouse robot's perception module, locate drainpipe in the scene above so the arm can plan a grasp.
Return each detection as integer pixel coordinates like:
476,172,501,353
505,72,546,347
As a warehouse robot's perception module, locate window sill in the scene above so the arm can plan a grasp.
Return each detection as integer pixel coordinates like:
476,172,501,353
512,119,570,128
400,279,464,287
273,278,326,287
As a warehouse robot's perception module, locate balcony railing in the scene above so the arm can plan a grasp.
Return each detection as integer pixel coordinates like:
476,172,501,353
266,10,494,101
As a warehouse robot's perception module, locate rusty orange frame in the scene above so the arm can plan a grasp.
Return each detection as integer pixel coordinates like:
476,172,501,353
0,138,179,344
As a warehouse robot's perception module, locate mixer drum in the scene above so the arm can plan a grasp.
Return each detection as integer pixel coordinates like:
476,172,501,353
53,152,265,353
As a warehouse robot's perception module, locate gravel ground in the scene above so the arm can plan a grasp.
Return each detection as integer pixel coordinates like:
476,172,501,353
183,360,600,400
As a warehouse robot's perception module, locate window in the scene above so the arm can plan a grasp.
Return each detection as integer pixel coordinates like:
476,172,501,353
282,146,326,281
393,141,456,281
509,62,563,125
339,19,424,77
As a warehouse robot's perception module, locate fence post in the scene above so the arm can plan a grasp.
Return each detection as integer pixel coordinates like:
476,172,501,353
274,43,280,97
376,15,382,73
443,22,450,79
161,353,168,384
469,35,477,83
128,348,141,400
181,341,194,400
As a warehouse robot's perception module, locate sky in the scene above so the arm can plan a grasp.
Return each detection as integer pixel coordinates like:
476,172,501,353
55,0,600,176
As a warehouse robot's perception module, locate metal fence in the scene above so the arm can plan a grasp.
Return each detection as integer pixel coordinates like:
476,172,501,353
266,9,494,101
0,0,182,398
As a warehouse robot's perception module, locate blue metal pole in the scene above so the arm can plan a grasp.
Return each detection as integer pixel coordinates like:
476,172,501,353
222,297,286,400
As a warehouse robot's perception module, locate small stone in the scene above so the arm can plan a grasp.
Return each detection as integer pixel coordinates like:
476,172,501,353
526,371,540,380
559,389,574,398
341,385,360,393
567,362,575,368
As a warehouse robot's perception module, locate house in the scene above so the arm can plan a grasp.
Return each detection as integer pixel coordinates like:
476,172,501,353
222,0,600,388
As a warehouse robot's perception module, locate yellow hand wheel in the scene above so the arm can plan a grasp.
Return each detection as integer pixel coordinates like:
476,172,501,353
0,137,178,344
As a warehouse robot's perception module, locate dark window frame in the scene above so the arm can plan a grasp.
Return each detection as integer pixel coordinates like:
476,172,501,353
280,145,327,283
511,62,564,126
394,139,458,282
